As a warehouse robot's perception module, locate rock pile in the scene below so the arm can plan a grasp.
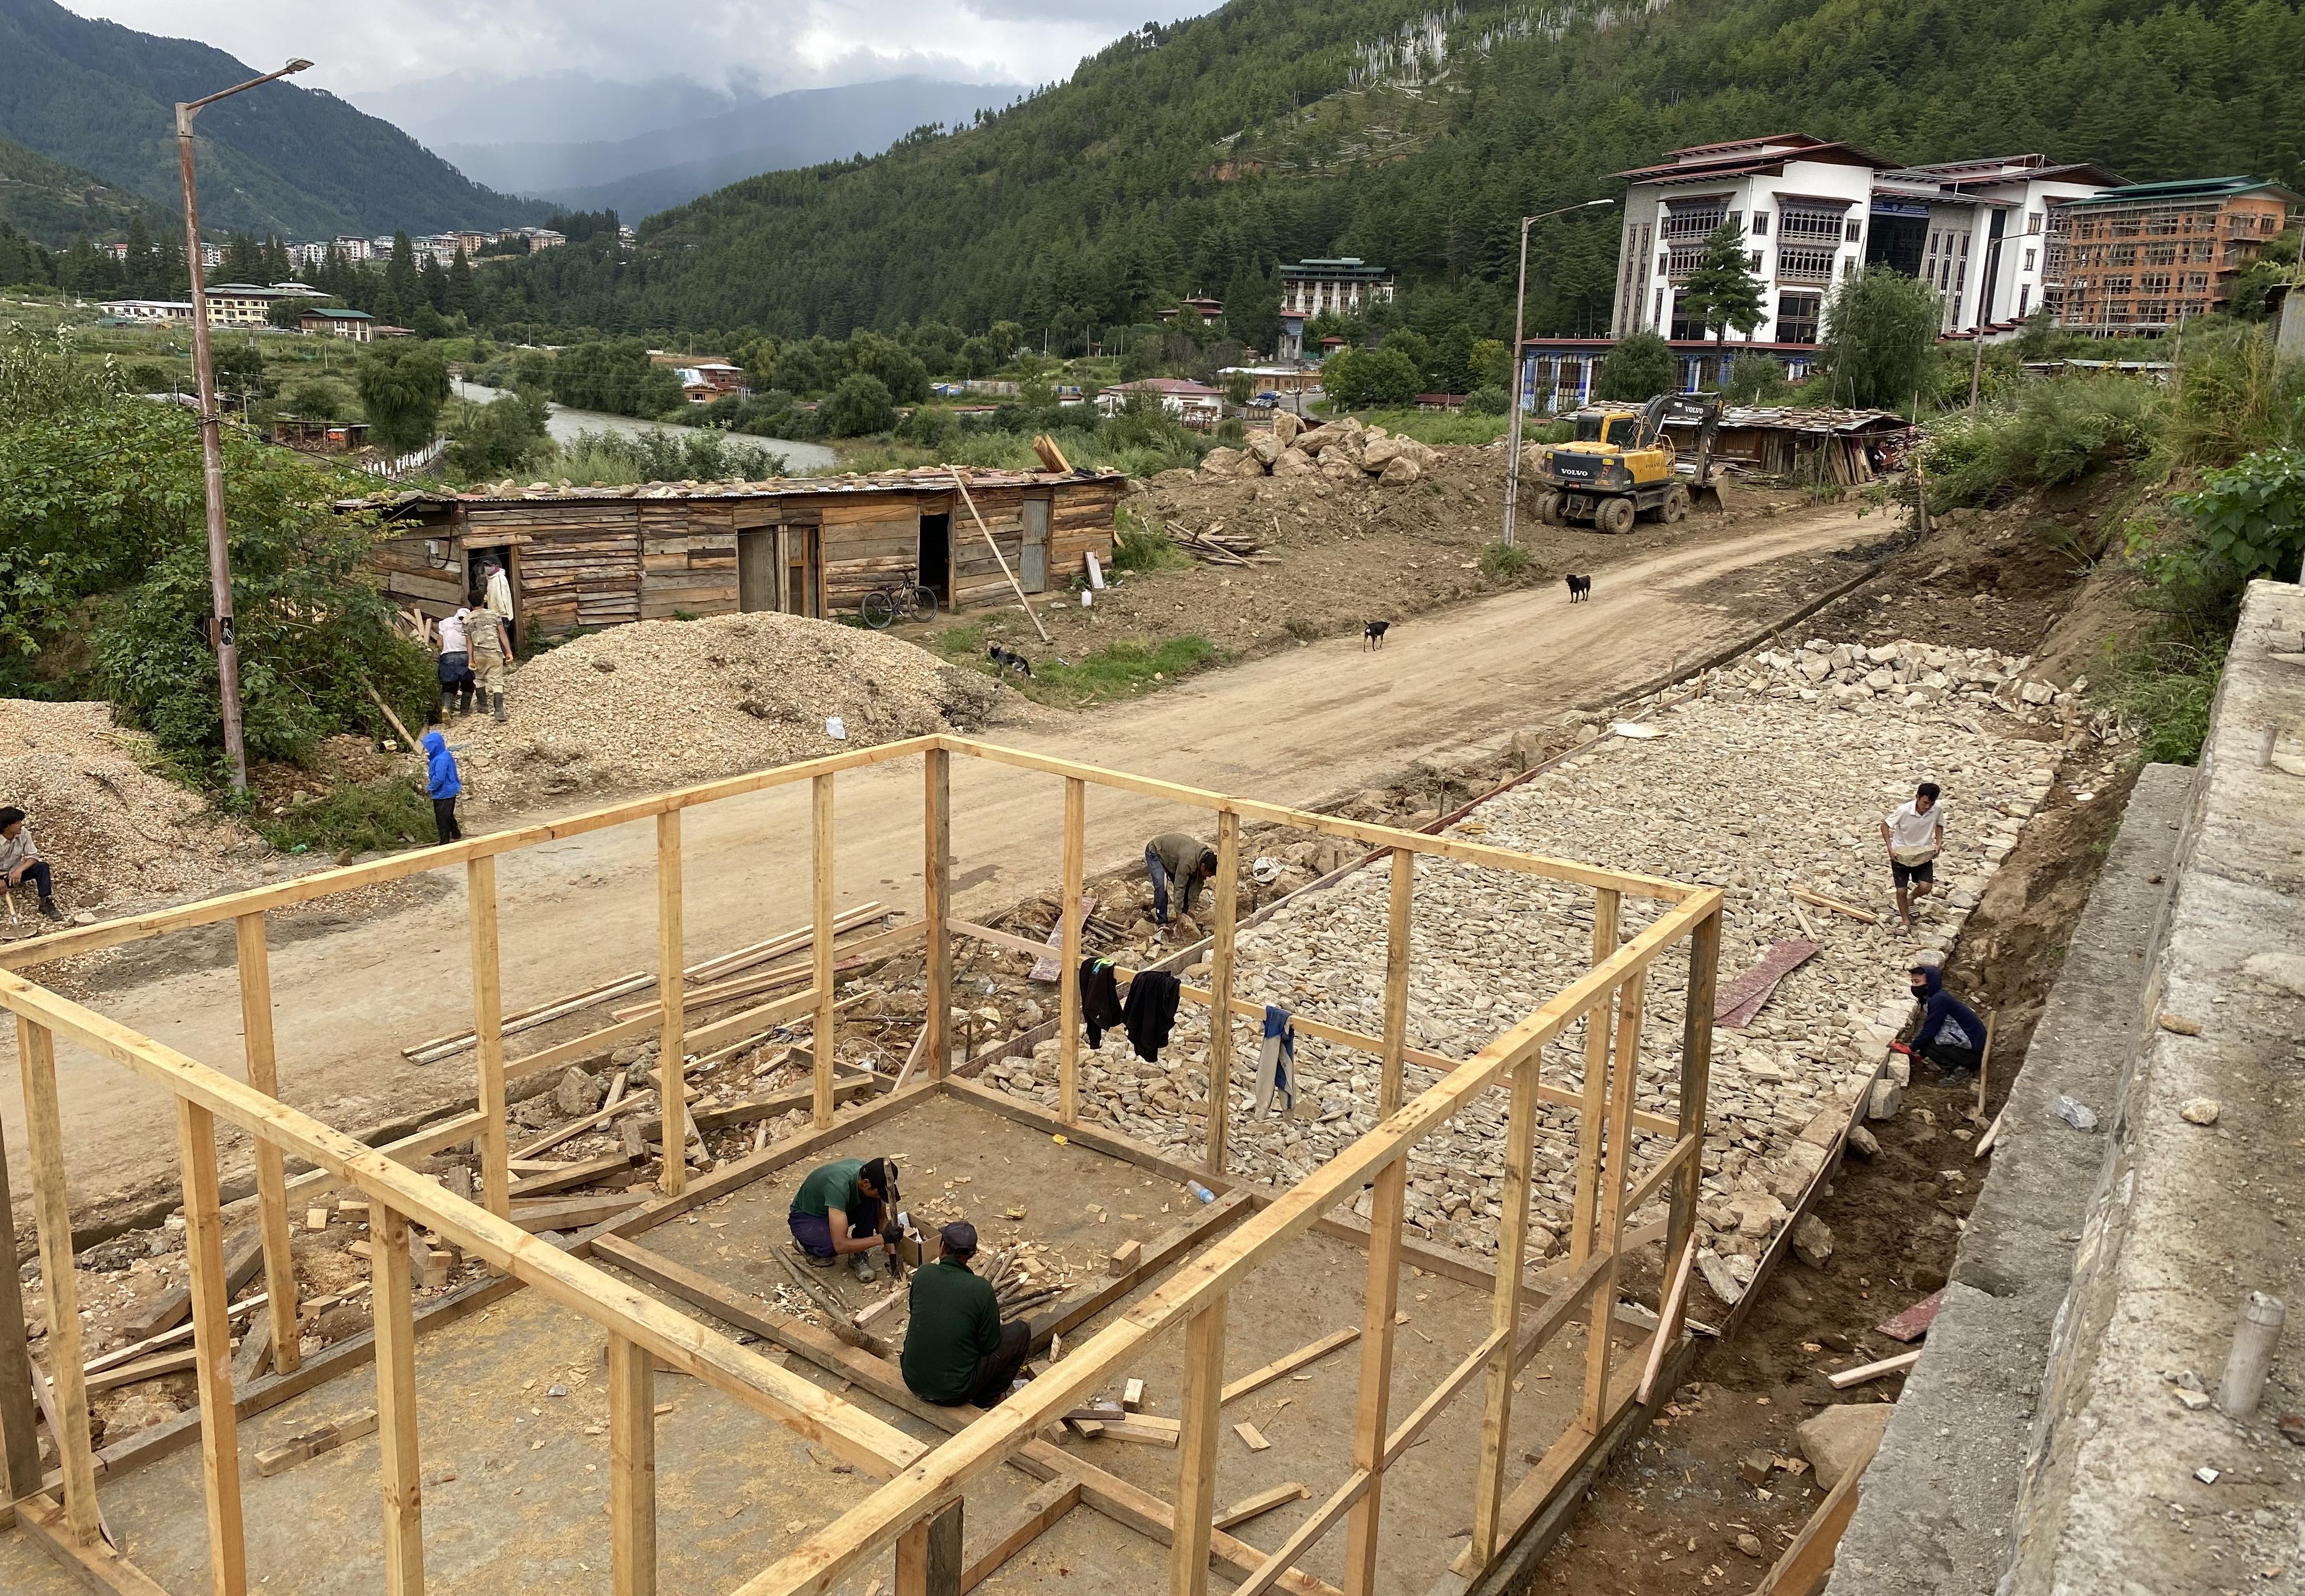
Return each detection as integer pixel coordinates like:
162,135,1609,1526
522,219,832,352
989,647,2063,1298
1199,413,1438,488
1732,637,2085,720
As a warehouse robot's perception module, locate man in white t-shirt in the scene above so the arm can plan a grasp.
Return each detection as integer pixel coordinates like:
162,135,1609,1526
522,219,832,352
1880,781,1945,929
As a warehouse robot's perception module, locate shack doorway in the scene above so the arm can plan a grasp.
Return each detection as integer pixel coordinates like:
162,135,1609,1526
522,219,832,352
1019,496,1050,592
917,513,951,603
737,529,776,613
780,525,821,618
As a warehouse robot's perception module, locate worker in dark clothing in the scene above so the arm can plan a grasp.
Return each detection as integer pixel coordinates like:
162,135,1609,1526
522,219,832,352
902,1221,1030,1408
1145,831,1217,927
788,1156,899,1283
1892,964,1987,1079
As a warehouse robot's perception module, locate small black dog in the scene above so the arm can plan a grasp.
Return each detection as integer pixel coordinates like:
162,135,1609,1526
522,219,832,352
1565,574,1592,604
1363,620,1392,649
987,644,1034,678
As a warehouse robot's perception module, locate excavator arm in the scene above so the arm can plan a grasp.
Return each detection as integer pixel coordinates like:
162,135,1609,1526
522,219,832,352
1655,394,1725,511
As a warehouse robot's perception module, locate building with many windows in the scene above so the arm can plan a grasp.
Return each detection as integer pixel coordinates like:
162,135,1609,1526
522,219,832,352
1868,155,2125,332
2043,176,2299,334
1275,259,1394,359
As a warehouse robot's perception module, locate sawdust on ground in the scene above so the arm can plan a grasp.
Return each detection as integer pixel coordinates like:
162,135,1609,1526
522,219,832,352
449,610,1034,798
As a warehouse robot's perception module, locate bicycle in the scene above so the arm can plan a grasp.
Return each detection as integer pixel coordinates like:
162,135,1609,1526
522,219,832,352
860,580,939,629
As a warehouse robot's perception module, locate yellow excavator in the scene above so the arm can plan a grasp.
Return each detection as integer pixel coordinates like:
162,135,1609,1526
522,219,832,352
1530,393,1724,533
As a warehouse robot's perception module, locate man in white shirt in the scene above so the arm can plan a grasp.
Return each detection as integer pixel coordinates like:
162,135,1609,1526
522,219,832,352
482,560,516,656
436,608,474,719
1880,781,1946,930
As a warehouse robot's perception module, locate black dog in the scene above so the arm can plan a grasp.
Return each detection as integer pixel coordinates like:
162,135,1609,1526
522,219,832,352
1565,574,1592,604
987,644,1033,678
1363,620,1392,649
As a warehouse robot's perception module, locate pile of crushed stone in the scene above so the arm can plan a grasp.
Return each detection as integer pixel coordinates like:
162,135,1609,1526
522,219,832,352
0,700,260,919
456,611,1027,796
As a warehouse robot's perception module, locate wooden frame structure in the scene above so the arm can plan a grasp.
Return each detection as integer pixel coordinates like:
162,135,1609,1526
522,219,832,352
0,735,1720,1596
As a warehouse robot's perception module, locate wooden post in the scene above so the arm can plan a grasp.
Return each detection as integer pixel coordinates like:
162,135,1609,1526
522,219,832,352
234,912,301,1375
656,812,688,1194
812,774,838,1127
923,749,952,1080
1058,776,1084,1124
176,1099,249,1595
466,859,512,1220
950,470,1052,644
0,1092,45,1501
1340,847,1414,1596
1568,888,1621,1267
609,1334,657,1596
1581,971,1646,1434
895,1501,963,1596
1662,905,1721,1343
1204,810,1240,1176
1169,1292,1230,1596
1469,1050,1541,1563
371,1204,424,1594
16,1014,99,1546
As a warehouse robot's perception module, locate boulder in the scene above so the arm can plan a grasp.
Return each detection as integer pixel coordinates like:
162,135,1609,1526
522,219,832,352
1797,1403,1892,1489
1294,422,1341,456
1379,455,1423,486
554,1066,603,1118
1792,1214,1835,1268
1270,446,1319,478
1320,448,1365,482
1273,409,1303,444
1868,1078,1904,1120
1236,454,1269,477
1247,433,1283,465
1199,446,1243,477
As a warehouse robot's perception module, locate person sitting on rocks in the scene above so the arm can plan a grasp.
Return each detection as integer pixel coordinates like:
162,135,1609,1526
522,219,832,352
0,807,62,922
1893,963,1986,1080
1880,781,1946,929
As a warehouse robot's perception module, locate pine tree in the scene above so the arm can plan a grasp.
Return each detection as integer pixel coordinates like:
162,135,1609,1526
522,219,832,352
447,246,477,318
1678,221,1765,345
381,232,418,324
122,217,154,296
418,250,449,312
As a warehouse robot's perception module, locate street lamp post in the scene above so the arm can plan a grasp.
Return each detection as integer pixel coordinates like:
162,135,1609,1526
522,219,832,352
1501,197,1616,548
178,58,312,791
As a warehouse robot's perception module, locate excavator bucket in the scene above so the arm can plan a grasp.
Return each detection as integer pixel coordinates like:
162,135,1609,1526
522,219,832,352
1690,480,1726,514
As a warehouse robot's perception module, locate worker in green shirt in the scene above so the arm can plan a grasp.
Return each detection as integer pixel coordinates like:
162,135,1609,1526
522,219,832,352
788,1155,899,1283
902,1221,1031,1408
1145,831,1218,927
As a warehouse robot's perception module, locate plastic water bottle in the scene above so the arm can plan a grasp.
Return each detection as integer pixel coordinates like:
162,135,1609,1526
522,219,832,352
1186,1181,1216,1204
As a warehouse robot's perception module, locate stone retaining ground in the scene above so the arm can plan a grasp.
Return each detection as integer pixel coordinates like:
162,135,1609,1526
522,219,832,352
990,640,2066,1292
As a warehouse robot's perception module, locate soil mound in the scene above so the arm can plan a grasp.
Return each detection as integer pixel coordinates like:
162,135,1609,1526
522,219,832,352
455,611,1027,796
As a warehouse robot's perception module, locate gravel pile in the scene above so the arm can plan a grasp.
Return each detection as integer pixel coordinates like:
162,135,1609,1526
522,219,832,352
0,700,260,919
451,612,1026,796
988,639,2062,1290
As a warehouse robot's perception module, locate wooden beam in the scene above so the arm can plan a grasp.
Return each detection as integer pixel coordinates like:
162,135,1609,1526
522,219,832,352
1470,1051,1541,1565
466,858,512,1222
15,1494,170,1595
1220,1328,1358,1406
1636,1238,1697,1407
175,1099,249,1595
656,811,688,1194
1825,1350,1921,1390
609,1334,657,1596
1212,1482,1307,1533
960,1478,1078,1593
371,1205,424,1595
923,748,951,1080
252,1407,378,1478
1664,904,1720,1346
1168,1294,1228,1596
1582,970,1646,1433
17,1014,99,1547
1751,1418,1882,1596
233,912,301,1378
812,775,838,1128
895,1501,963,1596
949,470,1051,643
1058,776,1084,1124
1569,888,1621,1268
506,1150,635,1199
0,1094,44,1500
1205,809,1239,1177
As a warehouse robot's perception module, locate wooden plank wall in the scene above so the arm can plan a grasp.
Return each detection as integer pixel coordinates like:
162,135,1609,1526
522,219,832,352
820,497,922,617
951,485,1028,609
369,530,465,617
639,502,740,621
1052,480,1121,581
471,506,643,634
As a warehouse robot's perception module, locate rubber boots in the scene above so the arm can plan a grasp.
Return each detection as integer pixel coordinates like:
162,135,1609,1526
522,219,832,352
492,692,507,724
440,691,456,721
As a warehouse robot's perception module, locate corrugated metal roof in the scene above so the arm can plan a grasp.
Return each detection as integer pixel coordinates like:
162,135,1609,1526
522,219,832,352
336,465,1123,512
1660,405,1908,434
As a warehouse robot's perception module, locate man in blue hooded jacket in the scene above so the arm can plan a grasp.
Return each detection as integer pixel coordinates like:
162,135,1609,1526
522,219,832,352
422,731,462,846
1893,963,1986,1078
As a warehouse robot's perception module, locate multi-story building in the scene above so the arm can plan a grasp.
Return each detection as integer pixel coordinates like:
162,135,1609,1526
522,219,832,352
300,307,377,342
2043,176,2299,334
98,298,193,324
1869,154,2124,332
1275,259,1394,359
332,235,375,262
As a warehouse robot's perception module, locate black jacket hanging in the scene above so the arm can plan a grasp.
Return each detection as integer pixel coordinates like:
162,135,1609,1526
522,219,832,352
1120,968,1182,1063
1079,957,1124,1048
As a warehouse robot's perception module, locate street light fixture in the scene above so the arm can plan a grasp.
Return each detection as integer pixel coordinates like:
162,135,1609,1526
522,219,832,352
177,57,312,792
1501,197,1616,548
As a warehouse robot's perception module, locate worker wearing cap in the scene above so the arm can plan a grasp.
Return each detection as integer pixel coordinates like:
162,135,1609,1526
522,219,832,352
1145,831,1218,928
789,1155,899,1283
902,1221,1031,1407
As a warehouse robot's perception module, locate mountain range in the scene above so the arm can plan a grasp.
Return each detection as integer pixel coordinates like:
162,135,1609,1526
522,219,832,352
0,0,539,240
0,133,174,246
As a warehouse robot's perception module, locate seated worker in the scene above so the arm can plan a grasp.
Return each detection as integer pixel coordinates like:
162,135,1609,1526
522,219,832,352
0,806,61,922
789,1155,899,1282
1144,831,1218,927
902,1221,1031,1409
1893,963,1987,1079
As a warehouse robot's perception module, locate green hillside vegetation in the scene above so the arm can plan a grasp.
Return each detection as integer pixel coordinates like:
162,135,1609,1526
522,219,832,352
0,0,541,239
0,134,174,250
474,0,2305,347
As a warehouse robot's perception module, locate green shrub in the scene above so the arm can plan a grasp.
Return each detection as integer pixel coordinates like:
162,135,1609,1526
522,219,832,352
821,372,898,436
1355,408,1509,446
253,776,434,855
1464,385,1508,416
1028,635,1218,703
1479,541,1532,578
1112,507,1187,572
1921,377,2163,508
2174,446,2305,581
2164,321,2302,469
544,426,785,485
1596,332,1673,400
2108,641,2224,765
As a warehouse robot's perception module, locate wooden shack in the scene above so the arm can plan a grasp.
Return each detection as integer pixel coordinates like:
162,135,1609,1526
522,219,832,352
350,468,1124,637
1658,405,1909,485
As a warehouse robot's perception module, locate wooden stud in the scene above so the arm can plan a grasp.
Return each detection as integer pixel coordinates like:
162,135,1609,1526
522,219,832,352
1660,903,1720,1362
0,1095,43,1501
1205,809,1239,1176
233,912,301,1377
1058,776,1084,1123
1219,1328,1358,1406
1213,1482,1308,1532
1470,1051,1542,1564
923,748,952,1079
370,1204,424,1594
17,1014,99,1547
1169,1294,1228,1596
1378,848,1412,1108
895,1500,963,1596
175,1098,249,1596
1568,888,1621,1267
1581,970,1645,1434
609,1334,657,1596
812,775,838,1127
466,859,512,1221
1825,1350,1921,1390
655,811,688,1192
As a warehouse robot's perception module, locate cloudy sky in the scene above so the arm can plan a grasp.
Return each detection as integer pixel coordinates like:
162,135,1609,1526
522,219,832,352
65,1,1220,97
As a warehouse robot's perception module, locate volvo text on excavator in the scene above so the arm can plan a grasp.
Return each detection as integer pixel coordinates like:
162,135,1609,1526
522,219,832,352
1529,392,1725,533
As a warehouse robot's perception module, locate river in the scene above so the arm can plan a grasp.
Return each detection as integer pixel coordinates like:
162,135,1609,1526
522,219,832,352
449,377,836,473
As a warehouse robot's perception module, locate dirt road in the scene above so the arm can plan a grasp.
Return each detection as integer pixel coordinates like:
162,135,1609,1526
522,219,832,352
4,505,1883,1216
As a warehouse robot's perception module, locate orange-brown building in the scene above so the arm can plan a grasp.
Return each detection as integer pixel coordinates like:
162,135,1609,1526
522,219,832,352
2045,175,2298,334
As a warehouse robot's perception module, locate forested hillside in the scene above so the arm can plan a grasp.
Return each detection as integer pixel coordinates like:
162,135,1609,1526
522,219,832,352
0,0,541,238
0,134,173,246
477,0,2305,345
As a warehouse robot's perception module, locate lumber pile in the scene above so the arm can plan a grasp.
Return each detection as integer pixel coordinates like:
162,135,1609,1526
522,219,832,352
1167,522,1272,566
